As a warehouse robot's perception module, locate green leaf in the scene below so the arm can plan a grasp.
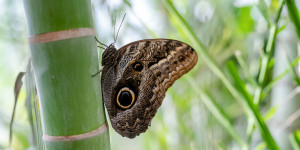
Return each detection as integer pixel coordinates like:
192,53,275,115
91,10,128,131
276,20,288,34
226,61,253,102
263,105,278,121
264,56,300,93
284,52,300,85
25,58,44,149
10,72,25,147
257,0,271,25
254,142,267,150
290,131,300,150
123,0,132,7
237,6,255,34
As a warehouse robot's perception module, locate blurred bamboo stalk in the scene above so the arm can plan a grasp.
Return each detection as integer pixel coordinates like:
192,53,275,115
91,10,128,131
187,77,248,150
285,0,300,39
246,1,285,146
163,0,279,149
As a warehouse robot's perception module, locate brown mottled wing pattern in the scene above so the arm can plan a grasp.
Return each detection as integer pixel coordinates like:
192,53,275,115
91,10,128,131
101,39,198,138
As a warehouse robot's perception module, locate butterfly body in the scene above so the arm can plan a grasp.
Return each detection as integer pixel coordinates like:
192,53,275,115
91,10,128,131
100,39,198,138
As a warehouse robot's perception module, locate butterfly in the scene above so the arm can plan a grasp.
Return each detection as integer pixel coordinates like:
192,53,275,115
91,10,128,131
94,14,198,138
95,38,198,138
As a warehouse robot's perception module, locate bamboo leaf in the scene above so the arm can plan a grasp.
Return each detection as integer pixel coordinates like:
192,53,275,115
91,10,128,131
254,142,267,150
257,0,271,25
290,131,300,150
276,20,288,34
9,72,25,147
263,105,278,121
123,0,132,7
25,58,44,149
284,52,300,85
264,56,300,93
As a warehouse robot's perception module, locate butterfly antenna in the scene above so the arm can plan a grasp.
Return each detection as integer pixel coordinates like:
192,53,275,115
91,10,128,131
95,37,108,47
113,15,117,43
113,13,126,45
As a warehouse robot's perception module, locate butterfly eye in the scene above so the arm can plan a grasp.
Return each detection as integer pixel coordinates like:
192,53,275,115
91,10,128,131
132,62,143,71
116,87,136,109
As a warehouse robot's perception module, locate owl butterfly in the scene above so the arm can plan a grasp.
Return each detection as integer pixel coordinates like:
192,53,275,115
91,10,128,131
96,16,198,139
96,38,198,138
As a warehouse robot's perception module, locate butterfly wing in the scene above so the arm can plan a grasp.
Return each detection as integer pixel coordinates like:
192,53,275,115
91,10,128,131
101,39,198,138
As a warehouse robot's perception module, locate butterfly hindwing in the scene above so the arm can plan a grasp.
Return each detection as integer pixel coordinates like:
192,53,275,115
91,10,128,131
101,39,198,138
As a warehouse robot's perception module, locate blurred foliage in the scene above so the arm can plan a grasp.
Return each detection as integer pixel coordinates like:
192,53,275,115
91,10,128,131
1,0,300,149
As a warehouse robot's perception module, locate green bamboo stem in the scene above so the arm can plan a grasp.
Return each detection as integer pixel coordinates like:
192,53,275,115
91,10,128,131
285,0,300,39
247,0,284,144
163,0,279,149
234,51,259,88
187,77,247,149
253,24,277,105
23,0,110,149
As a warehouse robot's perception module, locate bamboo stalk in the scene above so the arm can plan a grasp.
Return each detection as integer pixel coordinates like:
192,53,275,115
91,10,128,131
23,0,110,149
285,0,300,39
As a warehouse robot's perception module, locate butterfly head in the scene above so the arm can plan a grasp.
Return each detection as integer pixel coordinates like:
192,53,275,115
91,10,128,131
101,43,117,66
97,14,126,67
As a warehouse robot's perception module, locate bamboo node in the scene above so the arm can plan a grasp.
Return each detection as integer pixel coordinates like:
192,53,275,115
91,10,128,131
43,122,108,142
28,28,96,45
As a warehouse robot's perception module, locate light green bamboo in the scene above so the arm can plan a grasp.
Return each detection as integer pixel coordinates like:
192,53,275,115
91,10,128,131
163,0,279,149
187,77,248,149
285,0,300,39
23,0,110,149
289,131,300,150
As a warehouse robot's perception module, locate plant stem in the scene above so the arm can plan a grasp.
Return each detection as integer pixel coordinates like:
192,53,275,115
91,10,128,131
285,0,300,39
248,0,284,145
163,0,279,149
187,77,248,149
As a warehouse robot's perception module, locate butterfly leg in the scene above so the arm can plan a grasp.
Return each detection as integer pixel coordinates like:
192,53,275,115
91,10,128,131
91,68,103,77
